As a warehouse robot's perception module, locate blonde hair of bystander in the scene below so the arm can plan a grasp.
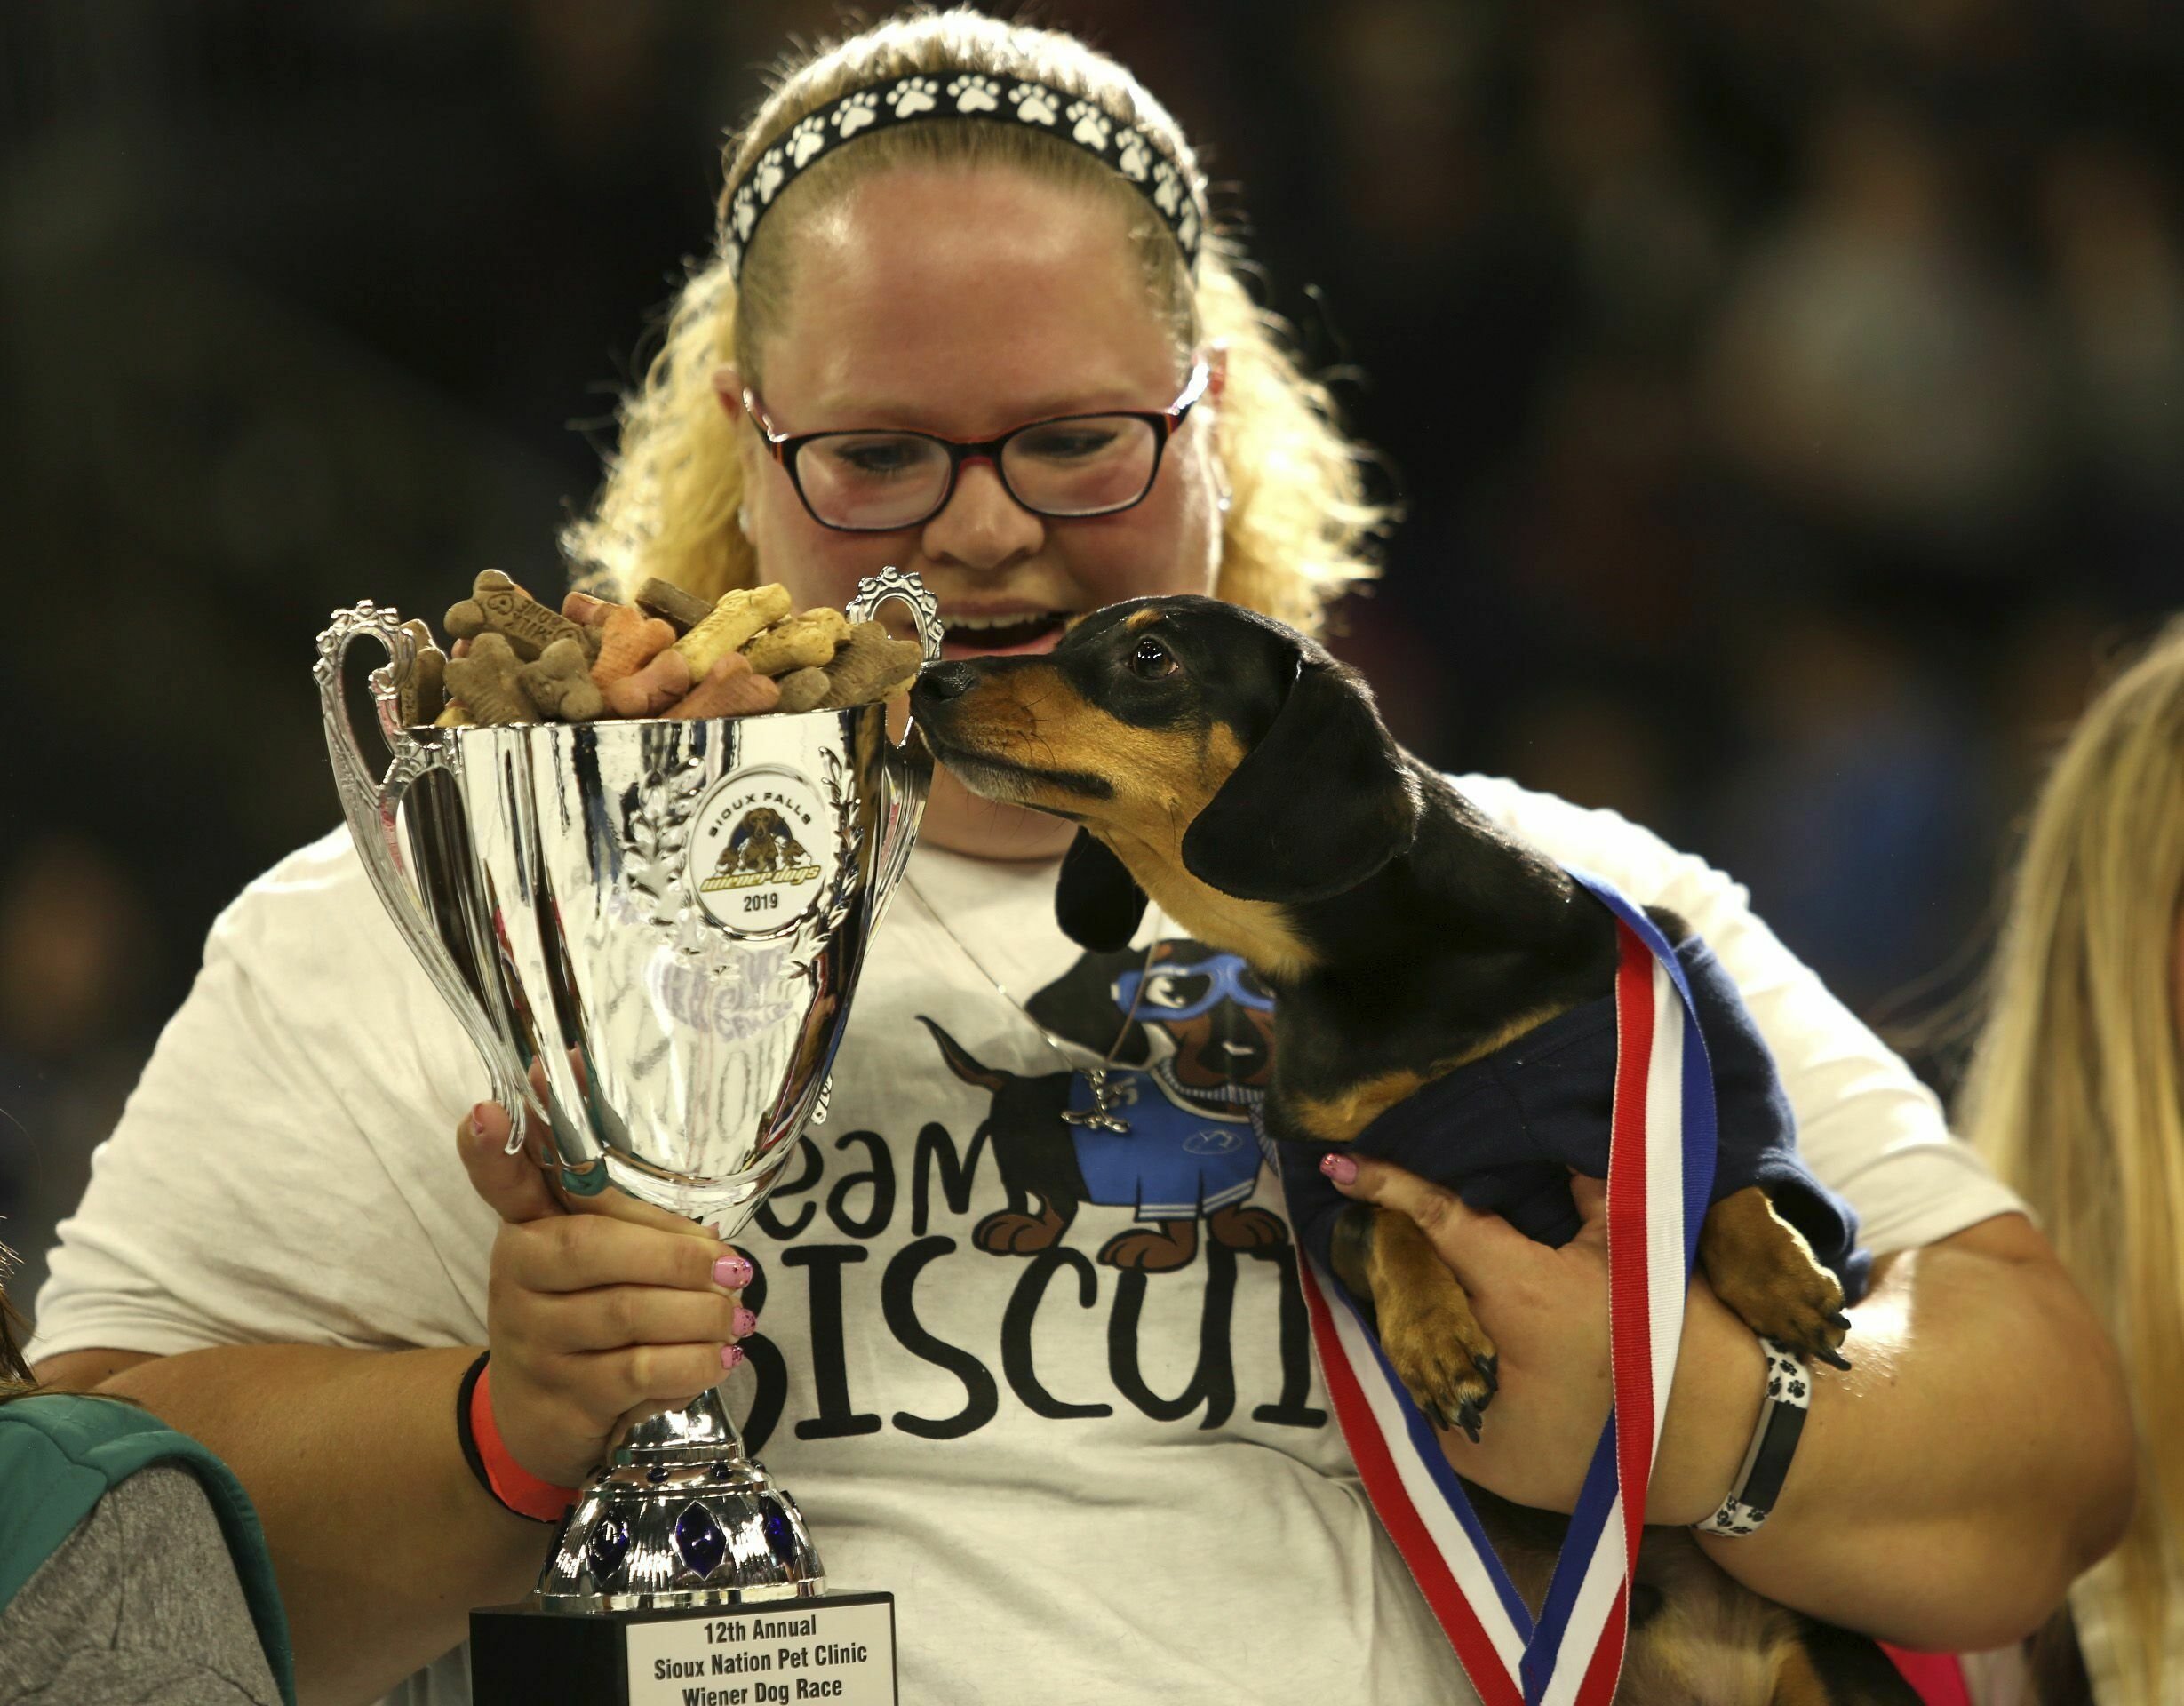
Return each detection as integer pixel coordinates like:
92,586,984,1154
1960,614,2184,1706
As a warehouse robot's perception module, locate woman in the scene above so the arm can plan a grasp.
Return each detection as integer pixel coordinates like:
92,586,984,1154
1958,616,2184,1706
30,12,2130,1704
0,1250,294,1702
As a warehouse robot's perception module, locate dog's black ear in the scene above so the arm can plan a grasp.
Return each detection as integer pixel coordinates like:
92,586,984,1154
1055,828,1148,951
1182,660,1420,903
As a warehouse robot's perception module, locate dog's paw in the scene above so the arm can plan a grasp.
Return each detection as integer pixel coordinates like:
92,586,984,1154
1207,1204,1287,1250
1734,1272,1853,1373
1098,1222,1198,1272
1382,1288,1500,1443
1700,1186,1853,1372
974,1208,1065,1256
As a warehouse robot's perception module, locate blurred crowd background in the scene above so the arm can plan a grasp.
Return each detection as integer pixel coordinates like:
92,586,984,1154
4,0,2180,1322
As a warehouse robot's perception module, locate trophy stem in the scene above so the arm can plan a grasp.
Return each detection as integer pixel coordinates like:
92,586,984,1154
619,1385,745,1458
532,1387,825,1612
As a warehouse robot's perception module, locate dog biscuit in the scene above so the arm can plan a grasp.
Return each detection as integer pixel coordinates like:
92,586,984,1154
442,633,533,725
446,570,586,663
772,666,832,715
395,619,447,727
589,604,677,690
603,646,694,718
433,699,474,728
634,576,716,635
675,584,793,677
743,607,849,675
518,637,605,722
665,652,783,721
820,620,925,708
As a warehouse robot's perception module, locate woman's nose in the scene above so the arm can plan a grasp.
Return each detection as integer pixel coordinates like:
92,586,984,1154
921,458,1044,571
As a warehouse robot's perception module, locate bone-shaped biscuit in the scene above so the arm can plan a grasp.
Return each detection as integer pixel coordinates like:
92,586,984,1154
603,647,691,718
442,633,532,724
773,666,832,714
744,607,849,676
589,604,677,690
666,653,784,720
395,619,447,727
820,621,925,708
446,570,586,663
675,584,793,678
518,637,604,721
634,576,717,635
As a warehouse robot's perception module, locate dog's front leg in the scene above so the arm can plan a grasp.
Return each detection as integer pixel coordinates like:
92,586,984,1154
1699,1186,1853,1370
1331,1200,1501,1441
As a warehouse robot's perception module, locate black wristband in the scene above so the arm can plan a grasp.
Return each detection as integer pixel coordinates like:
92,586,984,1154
1694,1338,1812,1537
455,1350,493,1495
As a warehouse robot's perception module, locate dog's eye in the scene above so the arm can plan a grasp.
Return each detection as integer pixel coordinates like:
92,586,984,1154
1130,635,1176,680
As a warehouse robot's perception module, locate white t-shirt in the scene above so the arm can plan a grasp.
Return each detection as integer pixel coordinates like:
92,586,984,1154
32,774,2026,1706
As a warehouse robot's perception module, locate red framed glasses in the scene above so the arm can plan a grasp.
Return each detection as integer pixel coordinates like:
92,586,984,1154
741,358,1212,533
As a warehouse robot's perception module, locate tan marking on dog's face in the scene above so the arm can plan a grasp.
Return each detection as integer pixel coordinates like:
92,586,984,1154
1123,606,1165,633
930,664,1319,978
1289,1004,1574,1144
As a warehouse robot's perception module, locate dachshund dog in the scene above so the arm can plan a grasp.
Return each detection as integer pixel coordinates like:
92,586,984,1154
909,595,1914,1706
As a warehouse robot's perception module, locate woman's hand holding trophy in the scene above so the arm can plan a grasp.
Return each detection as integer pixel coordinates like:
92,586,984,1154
457,1097,755,1495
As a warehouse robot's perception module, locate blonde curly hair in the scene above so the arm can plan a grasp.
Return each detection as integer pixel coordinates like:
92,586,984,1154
561,7,1386,636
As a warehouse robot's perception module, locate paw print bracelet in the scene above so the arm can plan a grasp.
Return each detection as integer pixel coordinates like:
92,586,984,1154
1694,1337,1814,1537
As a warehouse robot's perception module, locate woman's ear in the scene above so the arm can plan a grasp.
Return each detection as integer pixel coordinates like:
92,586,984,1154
1055,828,1148,952
711,363,744,419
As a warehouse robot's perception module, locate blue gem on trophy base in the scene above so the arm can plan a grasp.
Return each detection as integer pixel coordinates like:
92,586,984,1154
314,570,941,1705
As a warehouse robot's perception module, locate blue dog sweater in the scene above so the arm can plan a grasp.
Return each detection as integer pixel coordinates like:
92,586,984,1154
1275,936,1871,1309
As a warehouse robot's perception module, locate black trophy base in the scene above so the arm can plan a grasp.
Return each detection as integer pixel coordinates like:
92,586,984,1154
472,1590,896,1706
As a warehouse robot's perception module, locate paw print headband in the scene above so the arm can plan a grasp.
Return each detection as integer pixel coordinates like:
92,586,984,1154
722,72,1208,280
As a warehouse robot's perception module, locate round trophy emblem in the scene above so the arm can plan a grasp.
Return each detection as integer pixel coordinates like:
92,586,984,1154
688,765,837,938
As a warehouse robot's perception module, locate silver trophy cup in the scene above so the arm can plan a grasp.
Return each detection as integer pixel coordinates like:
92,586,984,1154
314,570,938,1676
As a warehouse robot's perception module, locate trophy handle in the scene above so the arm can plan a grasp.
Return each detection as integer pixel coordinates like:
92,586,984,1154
841,567,940,939
312,603,541,1143
844,564,945,683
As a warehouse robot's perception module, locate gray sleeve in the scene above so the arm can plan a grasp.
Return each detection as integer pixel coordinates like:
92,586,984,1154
0,1464,283,1706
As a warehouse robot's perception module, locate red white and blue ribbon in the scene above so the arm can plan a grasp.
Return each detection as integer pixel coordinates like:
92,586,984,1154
1283,870,1718,1706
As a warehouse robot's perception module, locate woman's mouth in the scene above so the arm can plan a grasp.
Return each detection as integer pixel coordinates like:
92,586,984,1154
939,610,1074,658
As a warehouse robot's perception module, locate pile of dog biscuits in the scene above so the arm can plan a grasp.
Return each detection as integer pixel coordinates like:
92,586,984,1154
390,571,925,729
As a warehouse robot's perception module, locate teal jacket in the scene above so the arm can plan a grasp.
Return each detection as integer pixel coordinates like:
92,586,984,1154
0,1392,296,1705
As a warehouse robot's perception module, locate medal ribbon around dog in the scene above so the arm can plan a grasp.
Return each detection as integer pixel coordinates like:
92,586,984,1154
1280,870,1718,1706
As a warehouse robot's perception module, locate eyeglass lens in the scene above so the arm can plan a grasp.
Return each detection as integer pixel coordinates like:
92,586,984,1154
794,416,1160,530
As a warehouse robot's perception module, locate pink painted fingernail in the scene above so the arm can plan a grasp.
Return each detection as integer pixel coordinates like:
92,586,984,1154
733,1307,757,1338
1319,1152,1359,1185
714,1255,753,1289
469,1103,497,1145
721,1343,745,1371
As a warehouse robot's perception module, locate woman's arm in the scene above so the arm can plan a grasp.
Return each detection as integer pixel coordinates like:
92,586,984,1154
61,1343,542,1706
36,1111,745,1706
1326,1160,2134,1651
1689,1210,2133,1649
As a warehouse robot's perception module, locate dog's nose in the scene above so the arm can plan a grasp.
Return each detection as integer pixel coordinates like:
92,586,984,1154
914,661,981,703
